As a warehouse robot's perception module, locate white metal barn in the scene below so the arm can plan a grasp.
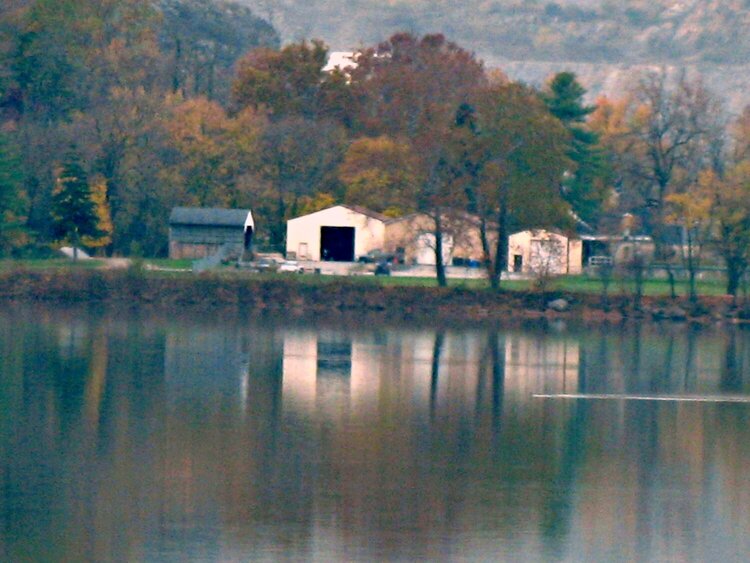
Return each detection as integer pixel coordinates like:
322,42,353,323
286,205,387,262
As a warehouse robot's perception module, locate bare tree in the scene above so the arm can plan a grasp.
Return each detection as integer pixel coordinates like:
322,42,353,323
616,70,724,260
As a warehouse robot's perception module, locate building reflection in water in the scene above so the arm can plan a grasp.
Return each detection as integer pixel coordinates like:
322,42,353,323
281,328,581,421
3,306,750,561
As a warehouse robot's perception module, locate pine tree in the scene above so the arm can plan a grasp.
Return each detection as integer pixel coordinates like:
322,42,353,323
543,72,611,228
51,150,103,259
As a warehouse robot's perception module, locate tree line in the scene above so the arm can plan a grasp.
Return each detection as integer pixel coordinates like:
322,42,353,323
2,1,750,295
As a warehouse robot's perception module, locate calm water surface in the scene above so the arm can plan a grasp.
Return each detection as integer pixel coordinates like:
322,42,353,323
1,304,750,562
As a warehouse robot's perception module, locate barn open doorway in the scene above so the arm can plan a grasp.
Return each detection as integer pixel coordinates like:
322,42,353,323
244,226,253,251
320,226,355,261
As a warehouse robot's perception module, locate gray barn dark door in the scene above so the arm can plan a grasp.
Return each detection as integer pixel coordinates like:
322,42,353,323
320,226,355,261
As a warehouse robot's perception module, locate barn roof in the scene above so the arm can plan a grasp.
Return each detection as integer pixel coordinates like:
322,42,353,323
288,204,388,223
340,204,389,222
169,207,253,228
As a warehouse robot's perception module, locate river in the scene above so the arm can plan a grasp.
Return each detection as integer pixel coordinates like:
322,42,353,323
1,304,749,561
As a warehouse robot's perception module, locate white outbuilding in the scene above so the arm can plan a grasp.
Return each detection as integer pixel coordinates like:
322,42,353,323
286,205,387,262
508,229,583,275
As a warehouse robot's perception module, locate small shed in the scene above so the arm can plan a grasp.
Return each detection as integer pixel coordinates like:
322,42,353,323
286,205,387,262
168,207,254,259
508,229,583,275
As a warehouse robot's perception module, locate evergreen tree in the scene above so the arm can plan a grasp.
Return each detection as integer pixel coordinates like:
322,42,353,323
0,133,24,256
51,150,103,259
543,72,611,227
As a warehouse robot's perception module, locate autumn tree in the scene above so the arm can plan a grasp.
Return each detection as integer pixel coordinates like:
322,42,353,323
232,40,336,120
350,33,486,285
542,72,611,227
609,71,724,258
665,182,714,303
338,136,419,217
163,97,266,207
259,117,347,249
4,0,172,255
705,110,750,299
51,151,104,259
80,176,113,251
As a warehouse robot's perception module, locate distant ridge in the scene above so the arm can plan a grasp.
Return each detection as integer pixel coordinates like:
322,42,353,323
244,0,750,110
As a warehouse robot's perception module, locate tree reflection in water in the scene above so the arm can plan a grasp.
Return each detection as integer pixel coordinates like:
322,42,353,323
0,306,749,561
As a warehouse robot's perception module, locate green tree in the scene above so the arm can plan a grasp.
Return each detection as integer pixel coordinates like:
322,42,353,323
542,72,610,227
455,82,572,289
51,151,103,259
0,133,25,256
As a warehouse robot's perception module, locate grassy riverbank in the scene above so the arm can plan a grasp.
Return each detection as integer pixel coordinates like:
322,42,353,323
1,258,730,297
0,264,739,323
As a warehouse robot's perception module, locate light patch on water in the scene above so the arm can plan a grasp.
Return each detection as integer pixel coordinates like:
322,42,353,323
533,393,750,404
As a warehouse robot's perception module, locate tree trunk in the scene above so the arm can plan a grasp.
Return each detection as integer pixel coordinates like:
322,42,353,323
491,200,508,290
479,216,492,276
666,267,676,299
689,269,697,303
434,215,447,287
172,38,182,94
73,230,79,261
273,196,286,250
727,260,742,302
430,330,445,417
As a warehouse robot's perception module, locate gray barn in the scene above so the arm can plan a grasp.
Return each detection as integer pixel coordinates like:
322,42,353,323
168,207,254,259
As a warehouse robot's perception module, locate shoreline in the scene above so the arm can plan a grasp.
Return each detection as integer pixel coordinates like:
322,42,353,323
0,268,741,325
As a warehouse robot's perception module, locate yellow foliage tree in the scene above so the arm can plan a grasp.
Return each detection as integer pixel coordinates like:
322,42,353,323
665,178,714,302
338,136,419,217
81,176,113,249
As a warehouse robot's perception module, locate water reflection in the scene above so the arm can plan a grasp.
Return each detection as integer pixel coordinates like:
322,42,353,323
1,306,750,561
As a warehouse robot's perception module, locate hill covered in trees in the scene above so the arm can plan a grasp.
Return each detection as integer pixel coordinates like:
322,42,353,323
249,0,750,110
252,0,750,64
4,1,750,296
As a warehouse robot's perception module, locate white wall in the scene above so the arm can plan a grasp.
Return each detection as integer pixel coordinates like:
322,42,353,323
286,206,386,261
508,230,582,275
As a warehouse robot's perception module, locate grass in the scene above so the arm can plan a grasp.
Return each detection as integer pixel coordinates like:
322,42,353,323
143,258,193,270
0,258,105,271
550,275,729,298
0,258,733,298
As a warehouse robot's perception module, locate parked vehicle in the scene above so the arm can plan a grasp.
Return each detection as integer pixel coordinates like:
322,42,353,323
358,250,395,264
278,260,304,273
374,261,391,276
253,257,279,272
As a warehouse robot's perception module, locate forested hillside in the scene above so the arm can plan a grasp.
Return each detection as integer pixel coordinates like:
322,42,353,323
248,0,750,111
3,1,750,297
251,0,750,64
0,0,279,256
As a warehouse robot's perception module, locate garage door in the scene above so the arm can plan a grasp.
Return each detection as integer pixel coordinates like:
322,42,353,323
320,226,355,262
